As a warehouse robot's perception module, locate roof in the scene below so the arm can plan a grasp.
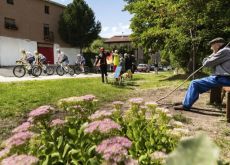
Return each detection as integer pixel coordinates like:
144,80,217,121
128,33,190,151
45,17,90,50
44,0,66,8
104,35,131,43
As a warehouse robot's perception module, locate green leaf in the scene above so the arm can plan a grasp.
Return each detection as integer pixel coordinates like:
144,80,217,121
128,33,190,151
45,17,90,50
51,152,60,159
57,136,63,149
63,143,71,158
42,155,50,165
166,134,219,165
69,128,77,137
87,145,96,156
139,154,148,162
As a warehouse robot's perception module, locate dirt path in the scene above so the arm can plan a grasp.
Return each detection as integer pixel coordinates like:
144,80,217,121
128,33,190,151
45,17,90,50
100,87,230,161
135,87,230,162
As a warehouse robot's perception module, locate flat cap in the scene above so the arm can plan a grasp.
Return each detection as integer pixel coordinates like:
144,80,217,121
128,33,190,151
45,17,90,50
209,37,225,45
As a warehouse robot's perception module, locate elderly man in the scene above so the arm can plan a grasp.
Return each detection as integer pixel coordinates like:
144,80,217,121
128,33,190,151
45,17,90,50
174,37,230,110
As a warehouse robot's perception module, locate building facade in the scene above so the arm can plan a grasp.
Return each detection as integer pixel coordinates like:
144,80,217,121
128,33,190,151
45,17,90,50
0,0,79,66
104,35,144,63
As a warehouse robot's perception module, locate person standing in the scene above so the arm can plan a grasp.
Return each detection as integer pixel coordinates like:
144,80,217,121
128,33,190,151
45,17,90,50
150,49,161,74
95,47,109,83
174,37,230,111
113,50,120,72
76,54,85,72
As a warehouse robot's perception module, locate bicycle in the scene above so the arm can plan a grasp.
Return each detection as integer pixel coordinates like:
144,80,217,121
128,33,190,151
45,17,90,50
73,64,89,75
56,62,74,76
13,60,39,78
32,61,55,77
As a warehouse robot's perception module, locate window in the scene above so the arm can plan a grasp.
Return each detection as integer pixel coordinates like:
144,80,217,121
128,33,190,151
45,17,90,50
44,24,50,40
7,0,14,4
5,17,18,30
45,6,49,14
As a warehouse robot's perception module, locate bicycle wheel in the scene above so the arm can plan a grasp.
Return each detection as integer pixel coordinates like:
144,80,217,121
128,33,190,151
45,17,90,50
56,65,65,76
32,66,42,77
13,65,26,78
46,66,55,75
69,68,75,76
84,66,89,74
74,66,81,75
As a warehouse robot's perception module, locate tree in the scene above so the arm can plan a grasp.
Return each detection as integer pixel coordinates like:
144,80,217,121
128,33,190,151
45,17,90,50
124,0,230,72
59,0,101,53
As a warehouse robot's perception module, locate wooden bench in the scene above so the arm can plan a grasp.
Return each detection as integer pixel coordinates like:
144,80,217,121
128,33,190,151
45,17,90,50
223,87,230,122
210,87,230,122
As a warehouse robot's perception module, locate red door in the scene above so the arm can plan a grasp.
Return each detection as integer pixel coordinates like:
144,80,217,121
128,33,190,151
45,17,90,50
38,47,54,64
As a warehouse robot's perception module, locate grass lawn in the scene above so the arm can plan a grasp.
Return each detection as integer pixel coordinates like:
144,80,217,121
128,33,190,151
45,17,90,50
0,72,188,142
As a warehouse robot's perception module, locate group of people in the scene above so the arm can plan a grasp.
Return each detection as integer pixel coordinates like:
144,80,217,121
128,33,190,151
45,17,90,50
94,47,136,83
20,50,47,73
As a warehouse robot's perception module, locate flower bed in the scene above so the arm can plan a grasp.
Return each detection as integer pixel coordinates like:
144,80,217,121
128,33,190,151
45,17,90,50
0,95,191,165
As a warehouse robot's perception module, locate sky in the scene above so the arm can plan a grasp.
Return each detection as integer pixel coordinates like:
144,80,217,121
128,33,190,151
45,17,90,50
53,0,132,38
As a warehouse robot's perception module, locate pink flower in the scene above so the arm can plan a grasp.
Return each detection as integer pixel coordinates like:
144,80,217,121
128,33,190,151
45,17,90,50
28,105,53,119
0,148,10,159
125,157,139,165
84,118,121,134
81,94,96,101
12,122,31,134
112,101,124,106
3,131,34,147
89,110,112,120
1,154,38,165
50,119,65,127
96,136,132,162
129,98,144,105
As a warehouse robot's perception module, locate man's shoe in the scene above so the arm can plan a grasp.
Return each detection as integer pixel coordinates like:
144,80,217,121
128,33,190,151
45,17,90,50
173,105,190,111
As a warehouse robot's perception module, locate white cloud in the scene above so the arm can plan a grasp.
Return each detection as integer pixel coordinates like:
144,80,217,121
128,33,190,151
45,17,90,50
100,23,132,38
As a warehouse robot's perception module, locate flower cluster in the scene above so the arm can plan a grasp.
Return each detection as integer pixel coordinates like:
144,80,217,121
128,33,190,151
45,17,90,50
3,131,34,147
84,118,121,133
28,105,53,121
129,98,144,105
169,120,184,128
1,154,38,165
150,151,167,163
145,101,158,110
112,101,124,110
0,148,10,159
12,122,31,134
50,119,65,127
81,94,96,101
89,110,113,120
96,136,132,162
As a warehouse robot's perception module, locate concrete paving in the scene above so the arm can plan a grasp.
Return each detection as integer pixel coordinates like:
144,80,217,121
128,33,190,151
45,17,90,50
0,66,100,83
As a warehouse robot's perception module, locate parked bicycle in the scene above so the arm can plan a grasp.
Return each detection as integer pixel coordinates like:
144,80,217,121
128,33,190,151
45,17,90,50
56,62,74,76
73,64,89,75
13,60,39,77
32,61,55,77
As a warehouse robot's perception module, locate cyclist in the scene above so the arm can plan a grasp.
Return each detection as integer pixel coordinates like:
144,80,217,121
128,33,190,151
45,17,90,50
34,51,47,73
57,49,69,65
76,54,85,72
19,50,35,74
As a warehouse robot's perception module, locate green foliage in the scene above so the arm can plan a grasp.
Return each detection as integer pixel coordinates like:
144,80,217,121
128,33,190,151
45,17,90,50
124,0,230,71
58,0,101,52
87,39,107,54
166,134,220,165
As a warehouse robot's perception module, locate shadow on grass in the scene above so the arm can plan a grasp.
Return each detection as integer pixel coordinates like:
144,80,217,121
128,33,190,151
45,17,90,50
159,72,209,82
109,81,139,89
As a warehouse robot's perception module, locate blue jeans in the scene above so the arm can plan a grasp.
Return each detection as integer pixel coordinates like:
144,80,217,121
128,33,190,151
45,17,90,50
183,75,230,109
